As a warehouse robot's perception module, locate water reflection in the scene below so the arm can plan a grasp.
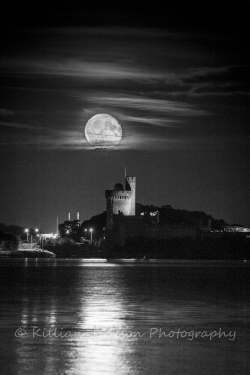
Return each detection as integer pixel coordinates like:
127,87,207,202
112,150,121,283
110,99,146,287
75,266,134,375
0,260,249,375
8,262,138,375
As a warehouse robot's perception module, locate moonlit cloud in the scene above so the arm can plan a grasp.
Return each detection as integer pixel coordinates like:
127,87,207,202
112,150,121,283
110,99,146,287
87,94,210,117
179,65,250,97
0,121,44,130
1,58,178,85
118,115,178,127
0,120,86,149
0,26,249,152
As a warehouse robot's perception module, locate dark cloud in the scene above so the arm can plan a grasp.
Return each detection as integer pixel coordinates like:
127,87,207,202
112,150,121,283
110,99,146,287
0,108,16,116
180,65,250,97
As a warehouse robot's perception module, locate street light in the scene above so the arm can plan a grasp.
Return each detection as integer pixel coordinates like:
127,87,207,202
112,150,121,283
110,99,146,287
25,228,29,241
90,228,93,243
84,228,87,239
34,229,39,250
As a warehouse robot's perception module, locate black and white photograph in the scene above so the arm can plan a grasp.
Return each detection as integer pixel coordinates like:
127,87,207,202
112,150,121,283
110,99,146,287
0,1,249,374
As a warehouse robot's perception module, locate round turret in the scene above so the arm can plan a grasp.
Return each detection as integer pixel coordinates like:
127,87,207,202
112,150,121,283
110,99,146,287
114,183,123,191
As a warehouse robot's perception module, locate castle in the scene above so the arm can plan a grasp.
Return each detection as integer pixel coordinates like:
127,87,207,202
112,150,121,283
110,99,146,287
57,171,215,248
105,175,136,229
104,172,205,247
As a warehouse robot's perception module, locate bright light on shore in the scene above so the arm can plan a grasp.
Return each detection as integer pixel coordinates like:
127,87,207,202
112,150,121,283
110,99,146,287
90,228,93,243
24,228,29,241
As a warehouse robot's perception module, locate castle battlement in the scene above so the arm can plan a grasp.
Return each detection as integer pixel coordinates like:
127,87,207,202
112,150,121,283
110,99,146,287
113,196,130,200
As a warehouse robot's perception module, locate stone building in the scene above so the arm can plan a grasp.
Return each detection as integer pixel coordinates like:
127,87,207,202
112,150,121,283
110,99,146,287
105,173,203,248
105,176,136,229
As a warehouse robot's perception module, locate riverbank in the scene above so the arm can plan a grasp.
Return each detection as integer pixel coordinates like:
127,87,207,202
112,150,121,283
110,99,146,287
0,258,248,267
0,249,56,258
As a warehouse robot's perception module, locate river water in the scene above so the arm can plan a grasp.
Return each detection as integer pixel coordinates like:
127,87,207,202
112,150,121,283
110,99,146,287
0,259,249,375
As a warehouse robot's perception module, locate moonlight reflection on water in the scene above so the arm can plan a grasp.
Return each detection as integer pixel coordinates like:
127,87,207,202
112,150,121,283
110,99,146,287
0,260,249,375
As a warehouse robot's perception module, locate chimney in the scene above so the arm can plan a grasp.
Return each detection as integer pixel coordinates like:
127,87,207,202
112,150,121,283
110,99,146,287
77,212,80,220
68,213,70,221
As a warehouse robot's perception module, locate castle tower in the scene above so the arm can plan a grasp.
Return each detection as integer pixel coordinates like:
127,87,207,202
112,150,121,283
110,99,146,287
125,176,136,215
105,174,136,229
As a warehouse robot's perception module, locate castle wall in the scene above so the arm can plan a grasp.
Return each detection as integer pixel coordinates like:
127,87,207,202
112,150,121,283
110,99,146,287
105,190,114,229
110,216,199,246
112,190,132,215
126,177,136,215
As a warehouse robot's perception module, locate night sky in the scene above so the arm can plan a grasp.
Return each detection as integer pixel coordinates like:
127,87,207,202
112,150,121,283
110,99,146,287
0,2,249,232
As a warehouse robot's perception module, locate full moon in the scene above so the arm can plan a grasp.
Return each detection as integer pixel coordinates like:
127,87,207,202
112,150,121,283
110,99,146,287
85,113,122,148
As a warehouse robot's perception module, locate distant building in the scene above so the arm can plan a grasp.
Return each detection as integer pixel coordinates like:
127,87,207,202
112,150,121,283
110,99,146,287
223,225,250,233
221,225,250,238
139,210,159,224
40,233,56,239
